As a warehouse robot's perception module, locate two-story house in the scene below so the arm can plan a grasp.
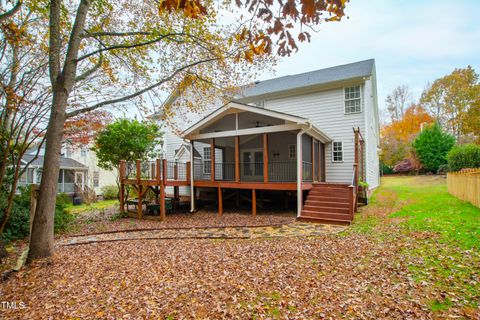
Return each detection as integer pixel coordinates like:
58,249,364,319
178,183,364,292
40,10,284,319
123,59,379,224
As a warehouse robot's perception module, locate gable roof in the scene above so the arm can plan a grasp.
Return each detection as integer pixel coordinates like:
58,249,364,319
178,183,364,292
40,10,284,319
238,59,375,100
181,101,331,143
174,144,201,159
21,154,87,169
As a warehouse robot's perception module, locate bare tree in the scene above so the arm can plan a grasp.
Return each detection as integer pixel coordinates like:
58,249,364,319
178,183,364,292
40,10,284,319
385,85,411,122
0,3,51,258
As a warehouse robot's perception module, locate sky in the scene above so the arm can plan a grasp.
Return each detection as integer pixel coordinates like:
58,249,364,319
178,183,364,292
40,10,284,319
256,0,480,118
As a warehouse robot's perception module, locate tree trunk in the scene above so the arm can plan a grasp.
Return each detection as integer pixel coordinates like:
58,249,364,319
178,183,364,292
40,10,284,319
27,90,68,260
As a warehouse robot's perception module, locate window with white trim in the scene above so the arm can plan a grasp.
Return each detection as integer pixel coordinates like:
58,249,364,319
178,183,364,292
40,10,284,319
93,171,99,187
332,142,343,162
344,85,362,114
288,144,296,160
203,147,211,174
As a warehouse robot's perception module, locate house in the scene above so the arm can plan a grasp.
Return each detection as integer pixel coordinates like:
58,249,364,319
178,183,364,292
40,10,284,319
121,59,380,224
18,154,88,196
63,144,117,196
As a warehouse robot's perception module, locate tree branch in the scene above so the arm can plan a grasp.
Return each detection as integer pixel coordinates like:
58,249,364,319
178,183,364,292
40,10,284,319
76,33,184,62
82,30,155,38
75,53,103,82
49,0,62,86
0,0,22,23
66,57,218,118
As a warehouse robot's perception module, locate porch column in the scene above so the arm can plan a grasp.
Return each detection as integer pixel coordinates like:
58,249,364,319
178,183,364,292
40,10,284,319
190,140,195,212
296,131,304,217
263,133,268,183
235,136,240,182
210,138,215,181
311,138,315,182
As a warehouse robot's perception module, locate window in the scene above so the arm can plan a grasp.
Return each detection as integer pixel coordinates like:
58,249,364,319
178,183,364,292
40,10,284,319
93,171,99,187
288,144,296,160
66,148,72,158
80,148,87,157
344,85,362,114
203,147,211,174
332,142,343,162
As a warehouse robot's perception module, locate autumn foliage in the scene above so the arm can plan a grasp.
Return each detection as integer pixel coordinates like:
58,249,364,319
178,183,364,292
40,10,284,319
380,104,433,167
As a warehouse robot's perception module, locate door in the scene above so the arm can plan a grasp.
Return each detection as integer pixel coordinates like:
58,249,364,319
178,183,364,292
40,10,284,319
75,172,85,191
241,149,263,181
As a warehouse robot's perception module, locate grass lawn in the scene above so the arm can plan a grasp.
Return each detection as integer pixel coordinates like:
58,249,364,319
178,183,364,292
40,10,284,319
65,199,119,215
2,176,479,319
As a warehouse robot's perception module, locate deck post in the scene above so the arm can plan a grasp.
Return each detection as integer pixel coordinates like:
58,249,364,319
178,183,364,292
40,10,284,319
252,189,256,216
174,162,178,180
137,185,143,219
162,159,167,184
160,184,166,221
235,136,240,182
156,159,161,184
218,187,223,216
211,138,215,181
119,160,126,213
190,141,195,213
136,159,141,184
263,133,268,183
186,161,191,182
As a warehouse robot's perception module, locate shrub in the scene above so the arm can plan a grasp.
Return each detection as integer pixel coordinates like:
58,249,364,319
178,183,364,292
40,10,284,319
2,188,75,242
101,185,119,200
447,144,480,171
412,123,455,173
380,162,394,175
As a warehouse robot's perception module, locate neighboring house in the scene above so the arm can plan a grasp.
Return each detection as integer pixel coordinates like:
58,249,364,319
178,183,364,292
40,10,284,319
18,154,88,195
63,144,117,196
128,59,379,224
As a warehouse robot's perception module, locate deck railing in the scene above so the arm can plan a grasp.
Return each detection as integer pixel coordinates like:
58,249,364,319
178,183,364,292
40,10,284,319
122,159,310,184
302,161,313,182
269,161,296,182
215,162,235,181
240,162,264,182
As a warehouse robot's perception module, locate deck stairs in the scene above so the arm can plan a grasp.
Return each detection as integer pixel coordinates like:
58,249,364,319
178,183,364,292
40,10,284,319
299,183,355,225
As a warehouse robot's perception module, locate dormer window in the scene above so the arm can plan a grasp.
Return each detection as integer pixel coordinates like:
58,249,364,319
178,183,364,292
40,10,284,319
344,85,362,114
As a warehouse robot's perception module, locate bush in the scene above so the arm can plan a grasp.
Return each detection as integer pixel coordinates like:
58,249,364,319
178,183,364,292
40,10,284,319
412,123,455,173
447,144,480,171
101,185,119,200
2,187,75,242
380,162,394,175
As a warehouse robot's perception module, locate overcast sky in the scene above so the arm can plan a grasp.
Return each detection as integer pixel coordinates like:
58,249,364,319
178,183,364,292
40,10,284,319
257,0,480,115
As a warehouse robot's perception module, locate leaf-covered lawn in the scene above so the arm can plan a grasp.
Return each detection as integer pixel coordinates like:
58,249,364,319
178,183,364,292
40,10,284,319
2,176,479,319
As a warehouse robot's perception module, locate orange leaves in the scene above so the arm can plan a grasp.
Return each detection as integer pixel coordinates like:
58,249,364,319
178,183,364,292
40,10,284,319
158,0,207,18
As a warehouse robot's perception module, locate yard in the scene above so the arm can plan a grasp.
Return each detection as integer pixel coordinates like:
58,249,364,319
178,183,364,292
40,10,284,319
1,176,479,319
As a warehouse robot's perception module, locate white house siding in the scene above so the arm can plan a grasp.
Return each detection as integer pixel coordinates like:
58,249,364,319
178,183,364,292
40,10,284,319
363,76,380,190
254,86,366,184
68,147,117,195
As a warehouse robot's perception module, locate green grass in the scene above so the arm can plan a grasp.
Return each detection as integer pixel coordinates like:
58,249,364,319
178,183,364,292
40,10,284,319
65,199,119,215
353,176,480,312
384,176,480,250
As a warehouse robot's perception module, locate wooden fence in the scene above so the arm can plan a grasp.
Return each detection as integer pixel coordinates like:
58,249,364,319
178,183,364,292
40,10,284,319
447,168,480,208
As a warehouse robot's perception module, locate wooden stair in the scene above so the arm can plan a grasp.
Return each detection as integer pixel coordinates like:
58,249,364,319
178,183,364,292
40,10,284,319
299,183,355,225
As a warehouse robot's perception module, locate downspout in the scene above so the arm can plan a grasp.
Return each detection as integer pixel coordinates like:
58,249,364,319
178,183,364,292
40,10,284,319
296,123,311,217
188,139,195,212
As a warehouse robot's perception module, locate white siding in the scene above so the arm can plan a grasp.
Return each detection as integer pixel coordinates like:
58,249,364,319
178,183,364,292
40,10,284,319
258,87,365,184
363,76,380,190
